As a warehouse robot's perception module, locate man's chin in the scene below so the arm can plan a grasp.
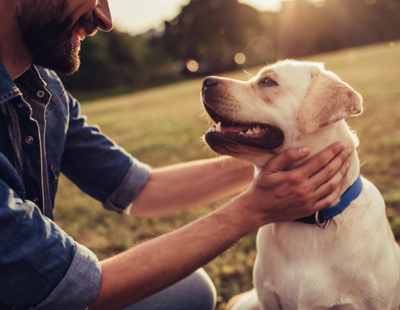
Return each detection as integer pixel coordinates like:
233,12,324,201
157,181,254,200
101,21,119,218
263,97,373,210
33,47,80,75
60,57,80,76
35,58,80,75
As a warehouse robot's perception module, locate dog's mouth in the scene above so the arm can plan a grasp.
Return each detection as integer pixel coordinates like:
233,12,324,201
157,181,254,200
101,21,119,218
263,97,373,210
204,105,284,150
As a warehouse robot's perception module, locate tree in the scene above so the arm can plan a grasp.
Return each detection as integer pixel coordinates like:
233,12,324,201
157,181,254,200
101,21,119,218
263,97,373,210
161,0,274,74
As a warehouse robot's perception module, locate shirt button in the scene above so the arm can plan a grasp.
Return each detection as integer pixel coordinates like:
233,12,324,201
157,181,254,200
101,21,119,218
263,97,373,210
25,136,34,144
37,90,45,98
18,103,24,108
32,197,39,204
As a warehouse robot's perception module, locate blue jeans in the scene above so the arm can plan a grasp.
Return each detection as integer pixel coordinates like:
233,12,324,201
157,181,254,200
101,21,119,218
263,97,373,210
122,269,216,310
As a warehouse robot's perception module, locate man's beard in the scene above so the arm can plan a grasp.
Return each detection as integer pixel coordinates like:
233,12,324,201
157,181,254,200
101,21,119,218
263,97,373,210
16,0,80,75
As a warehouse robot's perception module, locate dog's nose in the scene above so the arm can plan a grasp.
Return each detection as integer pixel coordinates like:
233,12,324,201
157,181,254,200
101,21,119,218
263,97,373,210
203,77,219,89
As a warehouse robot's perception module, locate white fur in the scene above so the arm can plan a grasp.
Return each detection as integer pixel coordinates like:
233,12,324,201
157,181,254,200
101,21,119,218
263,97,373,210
204,60,400,310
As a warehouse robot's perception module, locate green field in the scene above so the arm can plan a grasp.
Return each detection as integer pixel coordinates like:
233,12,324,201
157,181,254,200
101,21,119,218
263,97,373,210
54,40,400,309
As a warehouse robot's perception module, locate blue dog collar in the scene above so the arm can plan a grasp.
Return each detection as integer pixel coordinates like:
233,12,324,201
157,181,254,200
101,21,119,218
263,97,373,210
295,175,363,228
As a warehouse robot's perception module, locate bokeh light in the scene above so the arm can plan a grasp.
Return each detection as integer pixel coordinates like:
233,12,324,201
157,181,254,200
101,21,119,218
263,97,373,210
234,53,246,65
186,59,199,72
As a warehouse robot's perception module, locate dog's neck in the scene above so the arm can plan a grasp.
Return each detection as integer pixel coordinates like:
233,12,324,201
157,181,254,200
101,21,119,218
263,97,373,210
255,120,360,199
300,121,360,197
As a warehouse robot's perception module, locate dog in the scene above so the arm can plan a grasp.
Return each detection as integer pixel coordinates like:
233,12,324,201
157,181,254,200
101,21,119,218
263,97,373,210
201,60,400,310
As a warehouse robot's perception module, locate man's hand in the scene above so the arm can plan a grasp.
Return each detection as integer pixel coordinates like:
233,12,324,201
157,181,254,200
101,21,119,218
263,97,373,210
89,143,351,310
241,142,352,226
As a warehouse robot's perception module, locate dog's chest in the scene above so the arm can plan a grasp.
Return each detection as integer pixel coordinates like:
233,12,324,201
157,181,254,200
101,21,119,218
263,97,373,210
253,185,400,310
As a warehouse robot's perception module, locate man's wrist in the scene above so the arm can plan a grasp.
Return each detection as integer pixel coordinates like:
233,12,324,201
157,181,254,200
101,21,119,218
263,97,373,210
220,193,269,236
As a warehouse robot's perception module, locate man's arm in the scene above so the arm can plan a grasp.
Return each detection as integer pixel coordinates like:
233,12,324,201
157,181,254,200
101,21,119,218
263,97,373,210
0,179,101,309
89,143,352,310
129,156,254,218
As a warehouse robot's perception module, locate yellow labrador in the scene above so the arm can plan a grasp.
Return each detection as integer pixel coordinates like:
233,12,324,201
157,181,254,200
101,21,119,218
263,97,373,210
201,60,400,310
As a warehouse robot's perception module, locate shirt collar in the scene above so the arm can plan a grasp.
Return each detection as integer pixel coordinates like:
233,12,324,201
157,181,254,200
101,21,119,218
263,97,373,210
0,60,48,105
0,60,21,104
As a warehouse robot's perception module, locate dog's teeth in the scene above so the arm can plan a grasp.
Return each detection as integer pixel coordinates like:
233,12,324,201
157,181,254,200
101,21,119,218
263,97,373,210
239,131,244,136
216,122,221,132
246,129,253,135
210,126,215,132
253,126,261,134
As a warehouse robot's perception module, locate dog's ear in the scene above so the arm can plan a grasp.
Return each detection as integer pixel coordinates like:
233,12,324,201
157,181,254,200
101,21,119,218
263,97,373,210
296,69,363,133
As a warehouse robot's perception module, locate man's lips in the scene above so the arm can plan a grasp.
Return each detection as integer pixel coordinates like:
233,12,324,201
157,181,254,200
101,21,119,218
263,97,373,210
75,28,86,41
73,15,98,44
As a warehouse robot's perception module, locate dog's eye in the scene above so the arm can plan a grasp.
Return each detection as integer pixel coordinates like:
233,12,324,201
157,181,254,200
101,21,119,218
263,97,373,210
261,77,276,86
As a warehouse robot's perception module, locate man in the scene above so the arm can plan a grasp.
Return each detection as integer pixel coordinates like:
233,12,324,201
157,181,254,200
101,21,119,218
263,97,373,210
0,0,352,309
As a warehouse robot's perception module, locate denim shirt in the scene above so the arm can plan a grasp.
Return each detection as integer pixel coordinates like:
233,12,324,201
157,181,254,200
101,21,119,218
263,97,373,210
0,61,151,309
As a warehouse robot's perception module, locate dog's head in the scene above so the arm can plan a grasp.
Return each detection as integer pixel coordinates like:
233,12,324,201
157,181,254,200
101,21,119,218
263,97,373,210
202,60,363,166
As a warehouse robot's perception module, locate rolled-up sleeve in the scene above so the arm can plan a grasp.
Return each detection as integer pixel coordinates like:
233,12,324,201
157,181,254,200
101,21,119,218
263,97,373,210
34,243,101,310
0,179,101,309
61,93,151,213
102,158,151,213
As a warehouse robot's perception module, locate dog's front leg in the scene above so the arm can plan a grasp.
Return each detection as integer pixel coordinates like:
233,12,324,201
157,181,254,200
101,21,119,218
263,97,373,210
257,290,282,310
230,289,261,310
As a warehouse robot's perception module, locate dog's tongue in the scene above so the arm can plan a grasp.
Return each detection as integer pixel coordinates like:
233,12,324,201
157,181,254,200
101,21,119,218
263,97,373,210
221,125,248,133
211,122,270,138
206,121,284,150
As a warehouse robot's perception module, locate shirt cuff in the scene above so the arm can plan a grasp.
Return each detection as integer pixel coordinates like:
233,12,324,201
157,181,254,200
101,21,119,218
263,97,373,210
102,158,151,213
34,243,101,310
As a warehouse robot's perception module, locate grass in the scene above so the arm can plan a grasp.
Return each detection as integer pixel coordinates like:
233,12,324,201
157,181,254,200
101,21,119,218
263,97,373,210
54,40,400,308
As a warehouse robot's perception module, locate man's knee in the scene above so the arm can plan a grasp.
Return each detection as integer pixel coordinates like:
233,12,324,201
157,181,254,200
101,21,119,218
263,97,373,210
185,269,217,310
122,268,216,310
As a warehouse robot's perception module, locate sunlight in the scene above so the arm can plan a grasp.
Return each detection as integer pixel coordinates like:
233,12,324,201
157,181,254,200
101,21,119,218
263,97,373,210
239,0,282,12
108,0,189,35
108,0,284,35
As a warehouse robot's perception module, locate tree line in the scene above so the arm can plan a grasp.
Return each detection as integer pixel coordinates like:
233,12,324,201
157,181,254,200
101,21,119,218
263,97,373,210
61,0,400,96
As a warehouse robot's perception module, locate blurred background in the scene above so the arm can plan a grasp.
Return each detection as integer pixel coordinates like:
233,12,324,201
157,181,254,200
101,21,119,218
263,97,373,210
55,1,400,309
61,0,400,100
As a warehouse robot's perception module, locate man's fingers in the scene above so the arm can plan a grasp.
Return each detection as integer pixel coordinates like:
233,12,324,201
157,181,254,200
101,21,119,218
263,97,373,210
302,142,346,177
263,147,311,174
310,147,352,189
313,160,350,199
313,182,342,211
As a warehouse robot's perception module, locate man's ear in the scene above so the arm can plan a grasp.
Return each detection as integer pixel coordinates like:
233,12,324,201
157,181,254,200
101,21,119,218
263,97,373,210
296,69,363,133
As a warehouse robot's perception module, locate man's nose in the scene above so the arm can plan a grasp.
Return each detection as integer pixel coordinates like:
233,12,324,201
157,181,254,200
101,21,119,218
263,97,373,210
93,0,113,31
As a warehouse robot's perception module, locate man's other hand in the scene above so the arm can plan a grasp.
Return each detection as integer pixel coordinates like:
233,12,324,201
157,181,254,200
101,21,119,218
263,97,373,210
242,142,352,226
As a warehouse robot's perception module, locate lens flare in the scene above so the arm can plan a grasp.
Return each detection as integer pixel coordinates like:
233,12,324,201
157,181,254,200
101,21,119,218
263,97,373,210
243,37,274,69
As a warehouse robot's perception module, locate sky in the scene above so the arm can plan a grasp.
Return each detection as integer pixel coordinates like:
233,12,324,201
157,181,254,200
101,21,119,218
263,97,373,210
108,0,283,35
